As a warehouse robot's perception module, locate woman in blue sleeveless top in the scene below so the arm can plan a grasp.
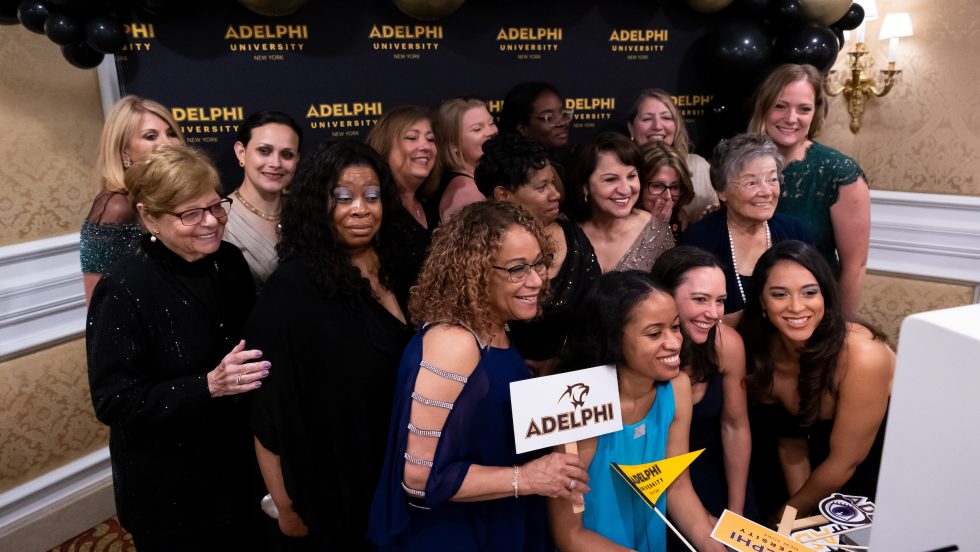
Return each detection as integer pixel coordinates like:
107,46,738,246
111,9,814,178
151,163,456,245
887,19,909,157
369,201,589,551
550,271,725,552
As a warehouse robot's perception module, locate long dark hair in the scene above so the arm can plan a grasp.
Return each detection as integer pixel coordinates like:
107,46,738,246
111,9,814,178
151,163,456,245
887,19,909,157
650,246,724,383
558,270,669,372
738,241,884,426
277,141,400,298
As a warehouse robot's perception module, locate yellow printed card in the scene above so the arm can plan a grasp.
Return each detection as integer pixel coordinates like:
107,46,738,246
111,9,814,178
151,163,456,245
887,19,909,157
711,510,818,552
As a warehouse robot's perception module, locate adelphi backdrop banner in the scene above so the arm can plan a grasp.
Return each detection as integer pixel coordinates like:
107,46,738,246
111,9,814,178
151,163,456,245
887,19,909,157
115,0,721,189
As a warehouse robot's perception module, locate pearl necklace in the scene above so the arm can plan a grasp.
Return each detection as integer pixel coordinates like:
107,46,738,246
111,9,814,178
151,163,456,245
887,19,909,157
233,189,280,223
728,219,771,304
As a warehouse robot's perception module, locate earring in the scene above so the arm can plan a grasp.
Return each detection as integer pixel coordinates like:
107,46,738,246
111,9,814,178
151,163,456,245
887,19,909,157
239,160,245,167
583,187,589,202
762,310,767,318
122,159,132,169
150,229,160,242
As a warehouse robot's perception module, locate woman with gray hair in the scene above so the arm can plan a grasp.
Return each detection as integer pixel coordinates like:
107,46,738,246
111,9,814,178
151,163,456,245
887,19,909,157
680,134,812,322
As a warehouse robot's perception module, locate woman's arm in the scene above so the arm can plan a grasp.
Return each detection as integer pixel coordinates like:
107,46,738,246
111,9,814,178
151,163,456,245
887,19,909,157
666,373,727,552
403,326,587,505
548,439,631,552
439,175,486,222
784,331,894,514
830,177,870,315
716,325,751,515
255,437,309,537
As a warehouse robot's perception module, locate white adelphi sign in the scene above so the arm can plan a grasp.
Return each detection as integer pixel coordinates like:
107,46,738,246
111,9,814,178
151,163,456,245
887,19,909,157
510,365,623,454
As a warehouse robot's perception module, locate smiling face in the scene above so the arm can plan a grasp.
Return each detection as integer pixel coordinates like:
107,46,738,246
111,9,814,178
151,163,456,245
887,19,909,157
621,291,683,382
640,164,681,213
718,155,780,224
672,266,727,345
142,191,225,262
234,123,300,196
765,78,816,152
388,118,436,190
458,105,497,169
627,97,677,146
522,91,569,149
123,113,181,164
761,260,826,345
487,225,546,324
499,165,561,225
331,165,382,251
587,151,640,220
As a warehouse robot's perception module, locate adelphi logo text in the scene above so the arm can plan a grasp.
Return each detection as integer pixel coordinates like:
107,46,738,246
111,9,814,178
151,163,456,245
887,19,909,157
307,102,384,136
225,24,308,60
369,25,443,59
497,26,562,57
525,382,615,439
170,106,244,142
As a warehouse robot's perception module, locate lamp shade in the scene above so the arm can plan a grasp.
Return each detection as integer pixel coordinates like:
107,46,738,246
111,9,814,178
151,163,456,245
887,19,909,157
854,0,878,20
879,12,913,39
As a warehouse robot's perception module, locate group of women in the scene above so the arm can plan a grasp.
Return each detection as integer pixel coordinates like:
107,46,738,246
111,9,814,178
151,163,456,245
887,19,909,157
83,63,893,552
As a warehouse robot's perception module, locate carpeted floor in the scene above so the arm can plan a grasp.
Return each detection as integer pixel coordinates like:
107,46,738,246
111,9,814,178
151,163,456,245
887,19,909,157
48,517,134,552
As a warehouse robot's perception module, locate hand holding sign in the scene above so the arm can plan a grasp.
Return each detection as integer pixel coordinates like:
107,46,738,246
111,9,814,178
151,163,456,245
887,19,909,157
519,451,591,504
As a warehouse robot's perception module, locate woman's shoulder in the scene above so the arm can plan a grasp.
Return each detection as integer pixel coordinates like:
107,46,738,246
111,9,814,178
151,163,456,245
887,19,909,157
687,152,710,171
87,191,139,225
839,323,895,382
770,212,815,243
714,323,746,372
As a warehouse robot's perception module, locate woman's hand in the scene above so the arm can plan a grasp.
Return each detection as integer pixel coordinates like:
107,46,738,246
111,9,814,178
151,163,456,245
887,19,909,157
650,195,674,223
278,510,309,538
521,452,591,505
207,339,270,397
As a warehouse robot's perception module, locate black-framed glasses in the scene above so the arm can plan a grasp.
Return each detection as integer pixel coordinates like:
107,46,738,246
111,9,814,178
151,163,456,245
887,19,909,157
730,175,780,193
531,108,575,127
492,254,553,283
165,197,232,226
646,182,681,196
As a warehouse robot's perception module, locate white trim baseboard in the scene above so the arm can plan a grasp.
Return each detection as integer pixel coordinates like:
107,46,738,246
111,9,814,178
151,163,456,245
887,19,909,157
868,190,980,285
0,233,86,362
0,447,113,552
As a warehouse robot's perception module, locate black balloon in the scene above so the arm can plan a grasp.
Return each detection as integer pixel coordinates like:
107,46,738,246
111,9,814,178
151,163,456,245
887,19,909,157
831,24,845,49
17,0,49,33
48,0,108,13
833,3,864,30
766,0,805,28
730,0,770,16
85,15,125,54
702,18,773,84
773,22,840,73
44,10,82,44
62,40,104,68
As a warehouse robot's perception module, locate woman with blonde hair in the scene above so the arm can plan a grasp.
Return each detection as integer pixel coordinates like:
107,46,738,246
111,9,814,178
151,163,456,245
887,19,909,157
639,140,696,239
429,97,497,223
626,88,718,223
748,63,870,314
81,95,183,302
370,201,588,551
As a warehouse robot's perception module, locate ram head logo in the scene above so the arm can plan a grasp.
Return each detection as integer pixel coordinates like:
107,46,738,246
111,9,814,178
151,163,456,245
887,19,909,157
558,383,590,409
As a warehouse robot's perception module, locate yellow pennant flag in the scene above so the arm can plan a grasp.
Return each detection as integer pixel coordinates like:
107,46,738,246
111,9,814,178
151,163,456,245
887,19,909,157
611,449,704,508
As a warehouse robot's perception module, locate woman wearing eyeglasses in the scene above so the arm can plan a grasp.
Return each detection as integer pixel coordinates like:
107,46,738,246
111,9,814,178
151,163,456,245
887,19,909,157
87,145,267,551
681,134,813,323
639,140,696,241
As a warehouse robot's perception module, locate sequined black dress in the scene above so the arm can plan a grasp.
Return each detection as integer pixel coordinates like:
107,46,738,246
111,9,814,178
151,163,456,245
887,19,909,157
510,217,601,361
86,236,258,548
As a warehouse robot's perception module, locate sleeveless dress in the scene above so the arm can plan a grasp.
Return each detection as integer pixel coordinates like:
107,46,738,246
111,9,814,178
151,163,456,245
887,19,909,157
222,199,278,290
368,327,549,551
583,380,674,552
687,374,727,517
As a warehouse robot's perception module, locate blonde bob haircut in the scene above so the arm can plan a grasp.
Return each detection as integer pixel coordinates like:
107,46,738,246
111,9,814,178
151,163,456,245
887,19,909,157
640,140,695,214
627,88,692,157
748,63,828,139
409,200,555,341
125,144,221,219
95,95,184,193
434,97,491,173
366,104,439,197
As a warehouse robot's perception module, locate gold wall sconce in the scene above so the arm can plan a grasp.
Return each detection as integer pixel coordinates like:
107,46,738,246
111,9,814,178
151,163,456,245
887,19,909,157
824,3,913,134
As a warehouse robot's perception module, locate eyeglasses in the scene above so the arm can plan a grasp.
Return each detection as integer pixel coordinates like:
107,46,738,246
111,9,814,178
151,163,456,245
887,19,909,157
730,175,780,193
531,109,575,127
165,197,232,226
493,254,553,283
646,182,681,196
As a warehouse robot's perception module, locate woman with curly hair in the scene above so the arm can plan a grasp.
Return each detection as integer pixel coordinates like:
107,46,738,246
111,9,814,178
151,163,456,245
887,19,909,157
737,241,893,520
369,201,589,551
475,133,600,375
244,141,412,549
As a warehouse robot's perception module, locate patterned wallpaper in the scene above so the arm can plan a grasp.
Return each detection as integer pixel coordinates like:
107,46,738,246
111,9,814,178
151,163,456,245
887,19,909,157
820,0,980,196
0,339,108,493
859,271,977,345
0,27,103,247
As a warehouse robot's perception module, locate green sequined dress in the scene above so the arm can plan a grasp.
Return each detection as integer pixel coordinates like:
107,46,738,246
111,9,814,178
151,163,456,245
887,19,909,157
80,190,143,274
776,141,867,276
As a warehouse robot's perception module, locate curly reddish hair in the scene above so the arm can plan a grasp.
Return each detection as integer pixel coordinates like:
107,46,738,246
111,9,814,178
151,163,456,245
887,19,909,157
409,201,555,339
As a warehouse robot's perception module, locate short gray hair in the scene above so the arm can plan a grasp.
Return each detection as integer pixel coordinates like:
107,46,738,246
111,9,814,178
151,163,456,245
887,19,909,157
709,133,784,194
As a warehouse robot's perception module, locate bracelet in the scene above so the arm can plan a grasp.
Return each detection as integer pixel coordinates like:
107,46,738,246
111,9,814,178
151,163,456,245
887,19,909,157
512,465,520,499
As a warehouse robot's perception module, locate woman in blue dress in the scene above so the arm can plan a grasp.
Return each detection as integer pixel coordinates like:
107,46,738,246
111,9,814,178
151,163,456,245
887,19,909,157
369,201,589,551
549,271,724,552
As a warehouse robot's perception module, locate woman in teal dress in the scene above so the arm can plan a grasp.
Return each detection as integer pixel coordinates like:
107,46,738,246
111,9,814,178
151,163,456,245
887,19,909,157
549,271,723,552
749,64,870,314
